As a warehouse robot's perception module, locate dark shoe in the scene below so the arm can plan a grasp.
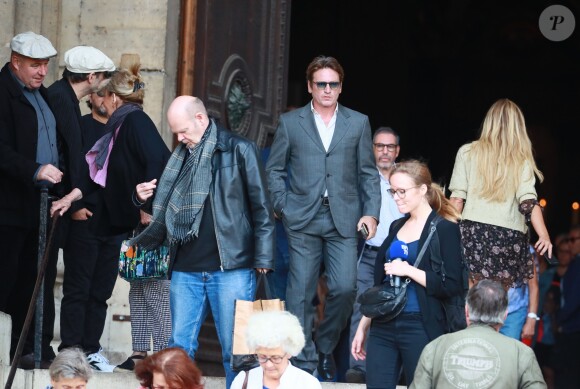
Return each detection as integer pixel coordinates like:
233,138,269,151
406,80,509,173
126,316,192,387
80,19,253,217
317,353,336,382
345,367,366,383
16,353,52,370
115,354,146,372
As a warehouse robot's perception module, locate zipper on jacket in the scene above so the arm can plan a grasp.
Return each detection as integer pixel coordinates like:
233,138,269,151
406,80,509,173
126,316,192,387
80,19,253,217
209,188,224,272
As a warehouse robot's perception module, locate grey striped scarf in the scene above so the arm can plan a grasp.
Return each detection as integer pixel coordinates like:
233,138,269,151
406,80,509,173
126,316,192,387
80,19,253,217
129,119,217,249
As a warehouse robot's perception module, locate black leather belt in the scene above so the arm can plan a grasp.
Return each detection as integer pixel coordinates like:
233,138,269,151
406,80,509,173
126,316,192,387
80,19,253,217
364,244,379,252
322,197,330,206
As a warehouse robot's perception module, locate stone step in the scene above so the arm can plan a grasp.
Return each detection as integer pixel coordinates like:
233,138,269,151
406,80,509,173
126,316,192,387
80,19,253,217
1,364,397,388
1,303,406,388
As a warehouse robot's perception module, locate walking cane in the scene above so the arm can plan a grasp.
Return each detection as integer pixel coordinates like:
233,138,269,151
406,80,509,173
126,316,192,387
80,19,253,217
4,188,60,389
35,187,49,370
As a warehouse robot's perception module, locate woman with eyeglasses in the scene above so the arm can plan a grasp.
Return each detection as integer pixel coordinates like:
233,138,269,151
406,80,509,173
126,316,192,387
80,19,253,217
134,347,203,389
351,160,465,389
231,310,321,389
449,98,553,291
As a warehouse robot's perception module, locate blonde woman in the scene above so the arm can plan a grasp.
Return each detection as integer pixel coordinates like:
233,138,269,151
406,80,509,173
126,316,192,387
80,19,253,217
352,160,465,389
52,54,171,371
449,98,552,289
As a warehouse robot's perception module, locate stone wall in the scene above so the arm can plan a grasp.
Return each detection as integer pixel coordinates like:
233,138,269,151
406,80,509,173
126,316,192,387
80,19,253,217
0,0,180,145
0,0,180,357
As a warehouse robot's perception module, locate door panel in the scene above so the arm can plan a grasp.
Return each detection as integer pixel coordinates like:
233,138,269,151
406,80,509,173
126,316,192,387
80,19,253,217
191,0,291,146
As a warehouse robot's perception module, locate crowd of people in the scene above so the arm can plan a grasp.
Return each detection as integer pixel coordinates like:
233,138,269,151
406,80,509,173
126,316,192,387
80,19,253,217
1,30,578,389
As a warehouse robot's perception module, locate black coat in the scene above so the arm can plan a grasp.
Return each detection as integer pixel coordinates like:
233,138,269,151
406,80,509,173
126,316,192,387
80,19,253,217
0,63,69,227
47,78,90,213
92,109,170,236
374,210,464,340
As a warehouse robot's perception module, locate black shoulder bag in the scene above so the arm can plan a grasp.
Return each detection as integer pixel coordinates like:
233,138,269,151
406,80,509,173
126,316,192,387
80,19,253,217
358,216,441,322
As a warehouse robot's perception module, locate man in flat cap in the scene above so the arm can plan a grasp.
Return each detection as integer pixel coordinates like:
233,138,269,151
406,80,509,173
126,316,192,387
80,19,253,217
0,31,66,368
48,45,115,209
46,45,117,371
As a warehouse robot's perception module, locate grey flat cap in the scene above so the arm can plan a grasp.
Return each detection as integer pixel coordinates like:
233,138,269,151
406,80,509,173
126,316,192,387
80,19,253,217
64,46,115,73
10,31,57,59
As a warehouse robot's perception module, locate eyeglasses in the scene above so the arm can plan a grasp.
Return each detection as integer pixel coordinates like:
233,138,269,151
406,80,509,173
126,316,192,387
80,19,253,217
312,81,341,90
256,354,286,364
374,143,398,152
386,186,420,199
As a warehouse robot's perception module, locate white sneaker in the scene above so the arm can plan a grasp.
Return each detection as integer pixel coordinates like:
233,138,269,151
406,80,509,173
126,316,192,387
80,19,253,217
87,349,115,373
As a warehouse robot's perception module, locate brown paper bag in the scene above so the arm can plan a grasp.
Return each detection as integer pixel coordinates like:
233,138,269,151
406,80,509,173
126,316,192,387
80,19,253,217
231,273,285,372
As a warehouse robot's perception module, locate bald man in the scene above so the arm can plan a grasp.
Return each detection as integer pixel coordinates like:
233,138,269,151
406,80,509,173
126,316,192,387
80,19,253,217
131,96,275,388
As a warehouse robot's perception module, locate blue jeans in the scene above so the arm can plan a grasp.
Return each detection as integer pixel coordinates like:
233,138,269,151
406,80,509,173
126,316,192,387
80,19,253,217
169,268,255,388
499,305,527,340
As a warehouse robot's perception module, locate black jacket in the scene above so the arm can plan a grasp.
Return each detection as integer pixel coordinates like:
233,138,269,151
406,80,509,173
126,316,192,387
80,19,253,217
93,110,170,236
47,78,91,213
374,210,464,340
0,63,68,227
208,126,275,271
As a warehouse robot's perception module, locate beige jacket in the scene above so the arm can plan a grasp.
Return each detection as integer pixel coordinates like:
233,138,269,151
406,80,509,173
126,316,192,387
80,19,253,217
449,143,537,233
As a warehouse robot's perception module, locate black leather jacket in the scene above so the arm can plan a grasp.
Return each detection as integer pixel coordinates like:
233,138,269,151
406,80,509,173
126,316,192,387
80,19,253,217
208,125,275,271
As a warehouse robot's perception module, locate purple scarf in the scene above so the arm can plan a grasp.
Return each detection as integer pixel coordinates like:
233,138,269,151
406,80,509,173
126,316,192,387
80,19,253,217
86,103,141,187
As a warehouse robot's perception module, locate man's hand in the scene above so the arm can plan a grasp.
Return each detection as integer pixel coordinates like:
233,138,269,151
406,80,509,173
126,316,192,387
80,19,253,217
71,208,93,221
37,164,63,184
358,216,378,240
50,188,83,217
140,210,152,225
255,268,270,274
135,179,157,203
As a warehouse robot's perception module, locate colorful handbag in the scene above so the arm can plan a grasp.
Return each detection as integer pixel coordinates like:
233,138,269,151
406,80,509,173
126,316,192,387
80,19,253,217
118,238,170,282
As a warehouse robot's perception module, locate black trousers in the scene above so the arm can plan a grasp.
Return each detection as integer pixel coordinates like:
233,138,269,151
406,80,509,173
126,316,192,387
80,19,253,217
0,222,61,361
59,219,125,354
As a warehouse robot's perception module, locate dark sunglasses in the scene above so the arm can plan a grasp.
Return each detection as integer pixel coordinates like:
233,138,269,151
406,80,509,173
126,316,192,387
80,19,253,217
313,81,341,90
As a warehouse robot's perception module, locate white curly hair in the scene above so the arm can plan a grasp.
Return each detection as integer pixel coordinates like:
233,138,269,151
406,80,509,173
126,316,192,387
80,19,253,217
245,310,305,356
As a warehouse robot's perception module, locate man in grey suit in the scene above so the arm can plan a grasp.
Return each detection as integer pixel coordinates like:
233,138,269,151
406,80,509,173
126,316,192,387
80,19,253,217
266,55,381,381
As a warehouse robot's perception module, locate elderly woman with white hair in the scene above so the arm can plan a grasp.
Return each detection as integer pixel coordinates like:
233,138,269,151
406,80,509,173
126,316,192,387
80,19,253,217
231,310,321,389
45,347,92,389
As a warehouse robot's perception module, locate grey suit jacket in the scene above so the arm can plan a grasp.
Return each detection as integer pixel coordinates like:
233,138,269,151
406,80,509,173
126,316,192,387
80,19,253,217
266,102,380,238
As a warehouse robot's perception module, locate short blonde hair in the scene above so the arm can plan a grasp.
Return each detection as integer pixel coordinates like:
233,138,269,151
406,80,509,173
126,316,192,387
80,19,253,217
245,311,305,356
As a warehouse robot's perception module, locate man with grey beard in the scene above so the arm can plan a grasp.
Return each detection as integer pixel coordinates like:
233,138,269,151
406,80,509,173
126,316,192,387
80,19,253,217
57,90,118,372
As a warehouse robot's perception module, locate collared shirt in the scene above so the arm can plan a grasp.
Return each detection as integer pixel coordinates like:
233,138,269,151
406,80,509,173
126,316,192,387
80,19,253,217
366,168,404,247
311,101,337,197
9,68,58,168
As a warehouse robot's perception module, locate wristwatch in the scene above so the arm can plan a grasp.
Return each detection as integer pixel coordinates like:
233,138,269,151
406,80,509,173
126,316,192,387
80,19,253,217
527,312,540,320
